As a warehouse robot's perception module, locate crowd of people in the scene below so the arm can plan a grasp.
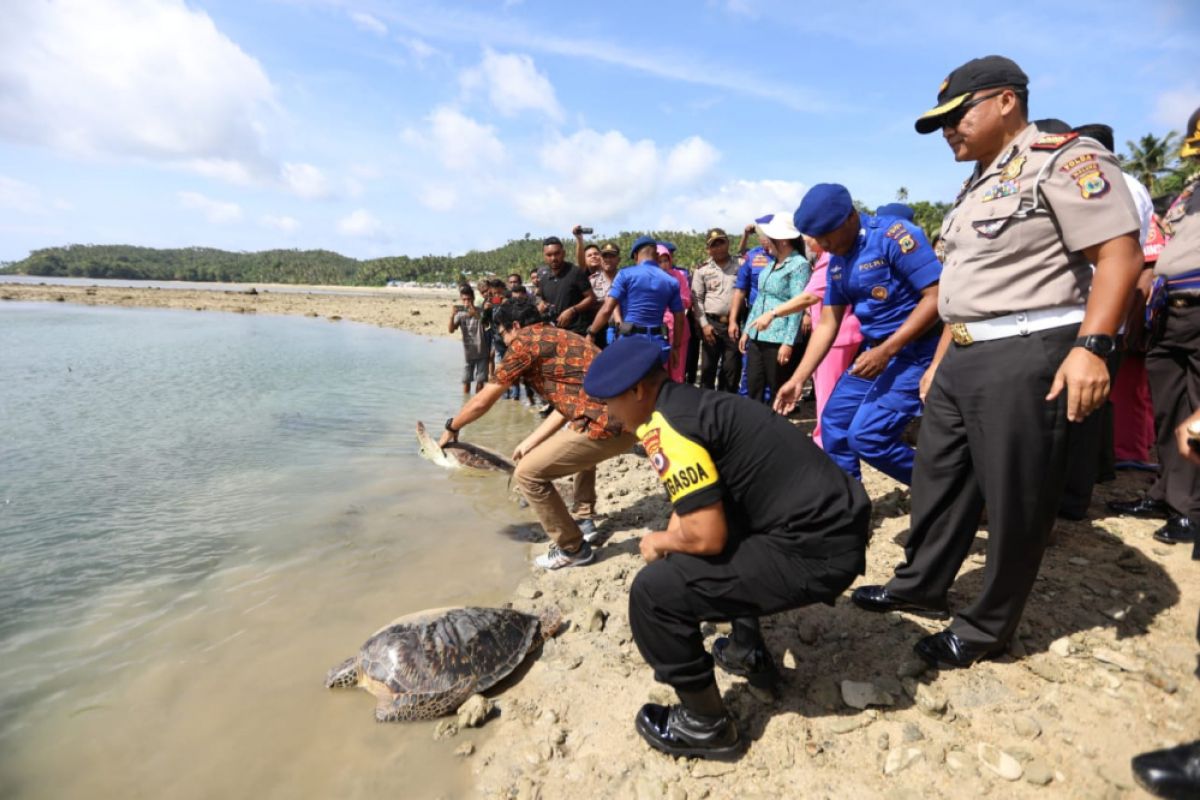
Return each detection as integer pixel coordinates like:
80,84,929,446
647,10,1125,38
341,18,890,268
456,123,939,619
437,54,1200,793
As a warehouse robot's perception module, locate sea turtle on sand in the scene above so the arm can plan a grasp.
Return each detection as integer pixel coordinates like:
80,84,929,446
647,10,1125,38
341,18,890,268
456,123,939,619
415,420,514,473
325,606,563,722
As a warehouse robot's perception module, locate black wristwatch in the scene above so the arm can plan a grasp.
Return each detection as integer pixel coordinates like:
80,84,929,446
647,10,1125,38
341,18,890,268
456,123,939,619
444,417,459,433
1073,334,1115,358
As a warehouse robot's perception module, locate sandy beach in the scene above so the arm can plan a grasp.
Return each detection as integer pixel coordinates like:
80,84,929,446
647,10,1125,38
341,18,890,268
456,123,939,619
8,282,1199,798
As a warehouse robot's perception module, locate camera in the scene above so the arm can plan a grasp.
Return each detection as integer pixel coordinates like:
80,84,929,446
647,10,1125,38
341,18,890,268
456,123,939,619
572,225,593,236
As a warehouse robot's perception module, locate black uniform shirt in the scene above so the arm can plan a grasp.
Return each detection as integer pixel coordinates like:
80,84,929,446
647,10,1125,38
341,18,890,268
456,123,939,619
537,262,594,334
636,381,870,560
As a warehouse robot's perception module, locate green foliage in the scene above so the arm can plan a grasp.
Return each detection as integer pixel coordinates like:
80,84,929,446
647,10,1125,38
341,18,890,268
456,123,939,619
1121,131,1183,196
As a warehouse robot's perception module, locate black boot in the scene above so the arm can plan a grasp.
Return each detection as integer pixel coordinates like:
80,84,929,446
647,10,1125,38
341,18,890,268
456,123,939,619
1154,515,1197,544
712,618,780,691
1131,740,1200,799
634,682,742,761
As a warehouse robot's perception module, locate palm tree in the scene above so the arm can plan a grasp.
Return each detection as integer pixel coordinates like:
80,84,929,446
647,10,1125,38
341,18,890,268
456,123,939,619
1121,132,1181,194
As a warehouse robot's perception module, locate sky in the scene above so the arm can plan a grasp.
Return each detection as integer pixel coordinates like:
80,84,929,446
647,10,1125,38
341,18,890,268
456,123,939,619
1,0,1198,263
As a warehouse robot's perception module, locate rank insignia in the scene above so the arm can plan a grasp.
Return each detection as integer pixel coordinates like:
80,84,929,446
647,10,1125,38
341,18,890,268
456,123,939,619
1000,155,1026,181
982,180,1019,202
1031,132,1079,150
871,286,889,300
1076,169,1110,199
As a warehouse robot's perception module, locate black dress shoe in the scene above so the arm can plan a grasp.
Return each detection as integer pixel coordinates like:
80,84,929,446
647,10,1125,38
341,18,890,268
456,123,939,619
914,629,1006,670
712,638,780,690
1153,515,1197,545
634,703,743,761
851,585,949,619
1131,740,1200,799
1107,496,1171,519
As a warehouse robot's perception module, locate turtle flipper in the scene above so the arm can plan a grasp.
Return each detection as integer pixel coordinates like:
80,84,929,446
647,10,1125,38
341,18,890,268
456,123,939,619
324,657,359,689
374,676,478,722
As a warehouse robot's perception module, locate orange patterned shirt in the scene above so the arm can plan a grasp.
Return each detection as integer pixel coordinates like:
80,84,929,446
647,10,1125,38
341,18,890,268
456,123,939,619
494,324,624,440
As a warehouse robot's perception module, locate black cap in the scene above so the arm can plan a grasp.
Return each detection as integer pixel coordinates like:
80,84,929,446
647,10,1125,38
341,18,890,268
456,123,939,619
915,55,1029,135
1034,118,1072,135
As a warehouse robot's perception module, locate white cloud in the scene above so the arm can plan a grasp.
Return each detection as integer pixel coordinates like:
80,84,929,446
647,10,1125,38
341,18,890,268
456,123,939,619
0,0,277,178
664,136,721,185
419,184,458,212
400,36,438,64
515,129,721,227
0,175,46,214
178,191,243,224
338,209,384,238
460,48,563,121
260,214,299,232
426,106,506,171
281,162,332,199
350,11,387,36
1153,86,1200,129
658,179,807,233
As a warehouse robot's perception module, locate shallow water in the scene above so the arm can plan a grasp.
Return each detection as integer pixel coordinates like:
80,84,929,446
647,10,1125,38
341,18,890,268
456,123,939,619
0,303,538,799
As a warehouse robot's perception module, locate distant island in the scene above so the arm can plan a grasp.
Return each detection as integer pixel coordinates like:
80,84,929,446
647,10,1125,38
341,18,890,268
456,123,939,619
0,201,953,287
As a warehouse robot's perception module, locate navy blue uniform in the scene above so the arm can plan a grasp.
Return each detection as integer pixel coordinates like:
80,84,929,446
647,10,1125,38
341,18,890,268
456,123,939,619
821,215,942,485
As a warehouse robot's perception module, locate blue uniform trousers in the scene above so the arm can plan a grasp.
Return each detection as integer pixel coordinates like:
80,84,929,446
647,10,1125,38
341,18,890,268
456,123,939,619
820,347,929,486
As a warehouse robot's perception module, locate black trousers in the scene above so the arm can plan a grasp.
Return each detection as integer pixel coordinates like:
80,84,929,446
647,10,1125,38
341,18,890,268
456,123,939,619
1058,351,1121,518
700,324,742,392
886,326,1076,649
1147,304,1200,520
628,516,868,692
745,339,798,403
685,312,702,385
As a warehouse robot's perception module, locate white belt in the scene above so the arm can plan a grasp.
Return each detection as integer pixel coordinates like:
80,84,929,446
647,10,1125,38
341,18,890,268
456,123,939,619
948,305,1085,346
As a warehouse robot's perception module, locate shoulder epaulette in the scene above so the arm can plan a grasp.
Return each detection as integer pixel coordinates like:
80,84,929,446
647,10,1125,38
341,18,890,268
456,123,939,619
1030,132,1079,151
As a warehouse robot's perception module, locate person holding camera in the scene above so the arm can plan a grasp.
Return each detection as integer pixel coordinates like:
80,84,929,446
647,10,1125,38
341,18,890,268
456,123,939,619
588,236,684,372
536,236,596,335
448,285,488,395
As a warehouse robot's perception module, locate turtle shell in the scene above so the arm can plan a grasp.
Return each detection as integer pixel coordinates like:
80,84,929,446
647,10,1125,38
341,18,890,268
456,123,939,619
361,606,540,698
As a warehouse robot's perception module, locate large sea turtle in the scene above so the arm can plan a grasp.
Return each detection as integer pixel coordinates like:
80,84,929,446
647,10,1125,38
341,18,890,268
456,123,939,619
415,420,514,473
325,606,562,722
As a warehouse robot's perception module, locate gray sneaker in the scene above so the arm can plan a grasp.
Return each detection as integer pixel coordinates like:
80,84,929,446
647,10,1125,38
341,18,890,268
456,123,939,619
535,542,595,570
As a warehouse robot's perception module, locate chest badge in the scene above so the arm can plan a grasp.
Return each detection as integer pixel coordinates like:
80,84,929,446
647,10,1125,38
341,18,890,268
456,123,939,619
1000,155,1026,181
972,219,1006,239
871,285,889,300
982,180,1020,202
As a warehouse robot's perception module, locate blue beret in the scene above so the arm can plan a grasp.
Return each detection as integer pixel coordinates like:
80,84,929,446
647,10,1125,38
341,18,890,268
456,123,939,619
629,235,658,260
876,202,915,221
792,183,854,237
658,240,677,253
584,336,665,399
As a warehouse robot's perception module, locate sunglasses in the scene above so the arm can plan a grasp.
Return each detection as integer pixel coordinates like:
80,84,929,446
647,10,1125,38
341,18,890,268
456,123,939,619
941,90,1006,129
706,239,727,248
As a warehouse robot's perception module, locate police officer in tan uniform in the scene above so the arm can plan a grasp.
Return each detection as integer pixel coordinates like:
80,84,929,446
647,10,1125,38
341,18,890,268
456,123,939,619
692,228,743,391
851,56,1144,668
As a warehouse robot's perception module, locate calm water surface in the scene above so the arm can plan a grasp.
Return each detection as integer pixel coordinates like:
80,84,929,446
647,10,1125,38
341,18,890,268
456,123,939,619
0,303,536,799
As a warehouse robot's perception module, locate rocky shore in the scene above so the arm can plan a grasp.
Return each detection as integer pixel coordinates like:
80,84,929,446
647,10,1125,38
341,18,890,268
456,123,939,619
8,280,1197,798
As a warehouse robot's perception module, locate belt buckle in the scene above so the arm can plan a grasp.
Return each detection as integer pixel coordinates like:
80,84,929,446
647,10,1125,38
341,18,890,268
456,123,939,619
949,322,974,346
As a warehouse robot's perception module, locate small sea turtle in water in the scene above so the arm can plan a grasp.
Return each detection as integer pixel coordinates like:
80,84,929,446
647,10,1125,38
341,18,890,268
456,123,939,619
325,606,562,722
415,420,514,473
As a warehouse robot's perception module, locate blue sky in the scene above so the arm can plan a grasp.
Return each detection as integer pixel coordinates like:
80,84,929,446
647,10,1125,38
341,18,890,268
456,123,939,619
1,0,1197,263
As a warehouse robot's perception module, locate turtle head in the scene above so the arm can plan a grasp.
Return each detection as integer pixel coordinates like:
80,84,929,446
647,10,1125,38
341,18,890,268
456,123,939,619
324,657,360,689
537,608,565,641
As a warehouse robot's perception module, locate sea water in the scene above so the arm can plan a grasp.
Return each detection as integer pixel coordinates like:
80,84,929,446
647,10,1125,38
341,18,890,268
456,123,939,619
0,302,537,798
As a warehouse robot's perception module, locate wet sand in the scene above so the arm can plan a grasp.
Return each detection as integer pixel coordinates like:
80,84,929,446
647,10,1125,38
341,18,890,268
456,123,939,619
0,281,458,337
8,281,1200,798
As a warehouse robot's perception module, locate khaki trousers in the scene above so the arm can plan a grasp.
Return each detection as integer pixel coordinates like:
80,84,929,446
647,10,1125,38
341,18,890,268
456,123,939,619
513,428,636,551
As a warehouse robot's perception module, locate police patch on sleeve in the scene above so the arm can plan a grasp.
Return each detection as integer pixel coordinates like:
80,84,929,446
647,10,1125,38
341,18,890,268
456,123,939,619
884,222,917,253
636,411,719,506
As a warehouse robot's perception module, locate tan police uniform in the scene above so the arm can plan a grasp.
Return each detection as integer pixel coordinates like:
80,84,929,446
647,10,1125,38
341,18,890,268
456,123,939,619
1145,177,1200,525
691,255,743,391
883,123,1141,650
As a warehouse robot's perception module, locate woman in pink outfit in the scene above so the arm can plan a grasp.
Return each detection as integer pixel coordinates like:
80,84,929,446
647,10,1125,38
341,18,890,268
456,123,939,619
658,245,692,382
802,239,863,448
